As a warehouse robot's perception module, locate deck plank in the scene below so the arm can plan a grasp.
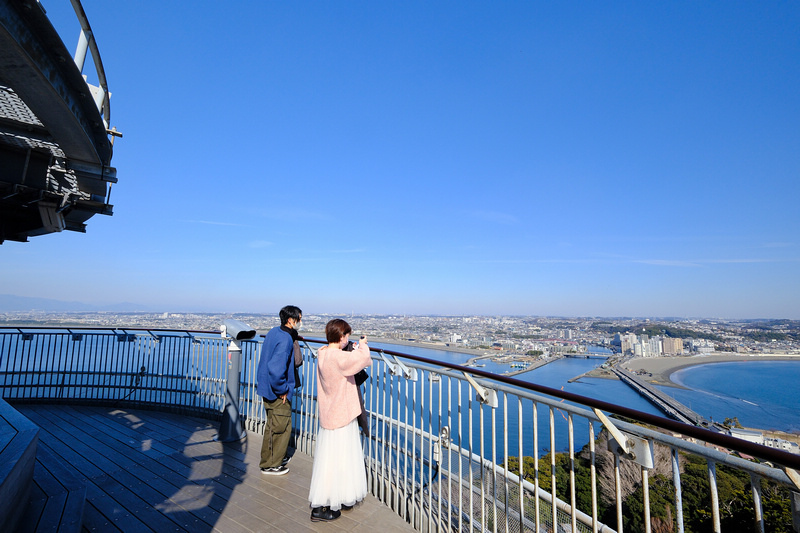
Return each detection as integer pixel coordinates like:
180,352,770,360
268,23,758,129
58,409,231,525
13,404,415,533
80,499,122,532
27,407,218,531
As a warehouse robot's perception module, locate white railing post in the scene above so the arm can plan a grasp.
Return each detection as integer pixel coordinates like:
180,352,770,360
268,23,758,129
73,29,88,71
708,460,721,533
672,447,685,533
750,473,765,533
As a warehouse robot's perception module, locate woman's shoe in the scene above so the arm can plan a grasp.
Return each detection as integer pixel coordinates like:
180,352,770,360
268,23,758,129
310,506,341,522
341,504,353,511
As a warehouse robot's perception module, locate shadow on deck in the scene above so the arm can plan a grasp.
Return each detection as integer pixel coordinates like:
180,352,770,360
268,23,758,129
14,404,414,533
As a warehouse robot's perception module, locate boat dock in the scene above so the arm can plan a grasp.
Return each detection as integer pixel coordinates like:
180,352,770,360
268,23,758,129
465,354,500,367
610,366,709,426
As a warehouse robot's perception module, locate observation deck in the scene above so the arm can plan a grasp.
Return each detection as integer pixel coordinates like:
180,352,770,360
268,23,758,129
0,0,118,243
1,326,799,533
3,402,411,532
2,4,800,532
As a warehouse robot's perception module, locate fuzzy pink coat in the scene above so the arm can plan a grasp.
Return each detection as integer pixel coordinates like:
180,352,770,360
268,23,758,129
316,342,371,430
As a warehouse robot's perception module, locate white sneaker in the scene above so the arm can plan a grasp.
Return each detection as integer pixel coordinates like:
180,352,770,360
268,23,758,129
261,465,289,476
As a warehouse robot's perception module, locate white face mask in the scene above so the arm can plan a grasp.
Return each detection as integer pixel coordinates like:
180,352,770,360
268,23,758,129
294,320,302,330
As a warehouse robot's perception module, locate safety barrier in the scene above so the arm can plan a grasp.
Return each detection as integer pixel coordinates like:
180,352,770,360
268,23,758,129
1,327,798,532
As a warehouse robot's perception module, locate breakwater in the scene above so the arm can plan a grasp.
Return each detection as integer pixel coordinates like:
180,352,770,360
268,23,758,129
611,366,708,426
504,355,564,376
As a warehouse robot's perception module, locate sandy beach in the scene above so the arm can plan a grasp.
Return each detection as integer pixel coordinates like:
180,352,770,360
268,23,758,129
622,353,800,388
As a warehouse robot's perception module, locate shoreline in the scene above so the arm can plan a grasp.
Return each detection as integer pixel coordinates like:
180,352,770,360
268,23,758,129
300,332,496,357
299,339,800,437
622,353,800,388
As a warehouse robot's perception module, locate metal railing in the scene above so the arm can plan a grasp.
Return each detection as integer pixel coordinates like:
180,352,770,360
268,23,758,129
1,327,799,532
63,0,113,128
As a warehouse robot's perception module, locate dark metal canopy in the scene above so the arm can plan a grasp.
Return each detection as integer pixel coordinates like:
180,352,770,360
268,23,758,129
0,0,118,243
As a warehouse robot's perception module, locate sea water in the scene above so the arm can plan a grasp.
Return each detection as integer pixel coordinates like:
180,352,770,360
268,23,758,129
657,360,800,433
374,342,664,417
371,343,666,457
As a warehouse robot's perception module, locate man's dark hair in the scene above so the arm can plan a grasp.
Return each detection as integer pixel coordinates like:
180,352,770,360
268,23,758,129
325,319,352,343
279,305,302,326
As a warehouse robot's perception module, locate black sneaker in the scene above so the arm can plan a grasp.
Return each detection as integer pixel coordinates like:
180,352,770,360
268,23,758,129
261,465,289,476
310,506,341,522
280,455,292,467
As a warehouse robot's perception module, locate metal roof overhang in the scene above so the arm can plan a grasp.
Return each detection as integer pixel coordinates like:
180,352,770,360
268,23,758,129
0,0,116,243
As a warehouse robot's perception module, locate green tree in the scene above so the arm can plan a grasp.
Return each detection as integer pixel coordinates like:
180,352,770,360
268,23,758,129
722,417,743,429
621,473,676,533
506,446,793,532
507,452,610,522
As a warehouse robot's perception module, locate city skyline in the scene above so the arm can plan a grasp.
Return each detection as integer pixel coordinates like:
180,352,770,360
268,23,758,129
2,2,799,319
3,308,798,360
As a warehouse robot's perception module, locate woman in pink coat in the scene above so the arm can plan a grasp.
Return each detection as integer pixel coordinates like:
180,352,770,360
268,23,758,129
308,318,372,522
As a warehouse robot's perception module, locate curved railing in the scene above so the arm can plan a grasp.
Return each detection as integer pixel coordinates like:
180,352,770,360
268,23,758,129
66,0,112,128
1,327,798,532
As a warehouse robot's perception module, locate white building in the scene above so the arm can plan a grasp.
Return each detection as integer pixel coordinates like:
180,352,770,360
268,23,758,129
729,427,764,445
764,437,800,454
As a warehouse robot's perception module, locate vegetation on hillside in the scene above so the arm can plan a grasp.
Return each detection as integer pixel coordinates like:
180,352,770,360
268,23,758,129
505,438,793,532
591,323,725,341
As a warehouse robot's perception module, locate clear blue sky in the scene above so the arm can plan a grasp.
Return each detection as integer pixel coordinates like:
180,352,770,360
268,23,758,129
3,1,799,318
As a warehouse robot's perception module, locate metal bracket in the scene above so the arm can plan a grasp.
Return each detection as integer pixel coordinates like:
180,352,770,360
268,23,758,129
463,372,498,408
379,352,418,381
593,409,631,454
594,408,654,468
440,425,451,449
785,467,800,492
301,340,318,359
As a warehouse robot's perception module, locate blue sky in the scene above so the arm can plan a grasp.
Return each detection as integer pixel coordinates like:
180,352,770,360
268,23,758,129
2,1,799,318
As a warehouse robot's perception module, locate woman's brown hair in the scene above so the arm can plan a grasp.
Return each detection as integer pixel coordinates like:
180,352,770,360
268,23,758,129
325,318,352,343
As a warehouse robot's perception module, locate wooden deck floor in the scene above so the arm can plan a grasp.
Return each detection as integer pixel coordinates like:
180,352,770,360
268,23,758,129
15,404,415,533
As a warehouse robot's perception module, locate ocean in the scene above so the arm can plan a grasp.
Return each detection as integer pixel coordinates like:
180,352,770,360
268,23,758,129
659,360,800,433
373,342,800,435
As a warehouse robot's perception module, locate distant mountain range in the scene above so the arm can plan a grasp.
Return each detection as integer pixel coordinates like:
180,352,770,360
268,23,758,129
0,294,152,313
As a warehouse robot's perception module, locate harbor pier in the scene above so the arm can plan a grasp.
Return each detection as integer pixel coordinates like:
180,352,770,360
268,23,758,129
611,366,709,426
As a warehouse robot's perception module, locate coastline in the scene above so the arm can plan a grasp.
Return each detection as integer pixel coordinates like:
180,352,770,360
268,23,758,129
299,333,800,394
622,353,800,388
371,337,496,357
300,332,495,357
298,337,800,436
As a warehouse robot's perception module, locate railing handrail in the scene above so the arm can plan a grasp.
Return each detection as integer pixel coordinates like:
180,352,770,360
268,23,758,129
4,326,797,470
295,335,800,471
1,326,216,334
66,0,110,126
3,326,798,531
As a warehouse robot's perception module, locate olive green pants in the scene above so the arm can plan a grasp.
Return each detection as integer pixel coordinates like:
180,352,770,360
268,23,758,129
260,397,292,469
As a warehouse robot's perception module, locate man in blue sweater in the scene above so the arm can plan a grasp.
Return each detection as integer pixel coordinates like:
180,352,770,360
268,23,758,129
257,305,302,475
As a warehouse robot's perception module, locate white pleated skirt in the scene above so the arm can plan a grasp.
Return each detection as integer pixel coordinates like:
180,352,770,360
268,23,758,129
308,419,367,511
